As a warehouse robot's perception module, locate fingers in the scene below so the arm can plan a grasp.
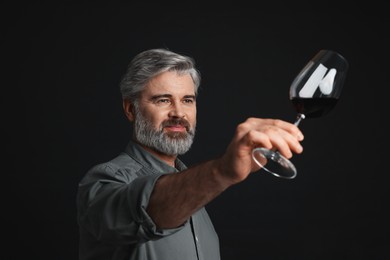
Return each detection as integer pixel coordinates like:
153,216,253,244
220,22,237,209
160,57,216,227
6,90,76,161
247,118,304,141
238,118,304,159
263,128,303,158
220,117,303,183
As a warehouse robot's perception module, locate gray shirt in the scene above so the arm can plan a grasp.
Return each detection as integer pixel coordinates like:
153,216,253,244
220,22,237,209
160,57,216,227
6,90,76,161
77,140,221,260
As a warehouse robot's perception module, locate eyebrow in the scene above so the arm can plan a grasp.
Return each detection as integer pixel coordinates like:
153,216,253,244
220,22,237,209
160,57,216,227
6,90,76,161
150,94,196,101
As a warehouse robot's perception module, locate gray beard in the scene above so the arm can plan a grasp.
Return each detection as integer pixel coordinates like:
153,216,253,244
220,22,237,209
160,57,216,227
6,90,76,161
133,106,196,156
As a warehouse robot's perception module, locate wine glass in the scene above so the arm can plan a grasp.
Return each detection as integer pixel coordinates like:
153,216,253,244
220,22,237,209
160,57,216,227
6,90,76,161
252,49,349,179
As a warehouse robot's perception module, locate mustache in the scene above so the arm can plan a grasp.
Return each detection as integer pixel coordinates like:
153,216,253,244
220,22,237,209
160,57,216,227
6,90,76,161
161,118,191,131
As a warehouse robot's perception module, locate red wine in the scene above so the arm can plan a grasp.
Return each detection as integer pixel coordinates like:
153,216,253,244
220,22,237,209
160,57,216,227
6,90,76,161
290,97,339,118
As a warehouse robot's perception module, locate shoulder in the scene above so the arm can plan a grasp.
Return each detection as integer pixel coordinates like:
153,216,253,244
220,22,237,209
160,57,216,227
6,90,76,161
80,152,144,185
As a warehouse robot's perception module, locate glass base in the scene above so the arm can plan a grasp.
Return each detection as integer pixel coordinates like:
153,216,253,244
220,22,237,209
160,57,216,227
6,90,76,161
252,148,297,179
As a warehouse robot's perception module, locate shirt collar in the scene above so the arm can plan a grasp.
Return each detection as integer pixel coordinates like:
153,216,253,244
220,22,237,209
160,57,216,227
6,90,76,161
124,139,187,173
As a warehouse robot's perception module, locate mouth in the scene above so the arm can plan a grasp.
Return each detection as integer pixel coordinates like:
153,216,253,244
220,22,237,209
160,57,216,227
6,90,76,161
164,125,187,132
162,118,190,133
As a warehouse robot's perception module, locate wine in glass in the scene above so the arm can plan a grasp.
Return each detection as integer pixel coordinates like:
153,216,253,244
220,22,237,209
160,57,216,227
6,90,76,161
252,49,349,179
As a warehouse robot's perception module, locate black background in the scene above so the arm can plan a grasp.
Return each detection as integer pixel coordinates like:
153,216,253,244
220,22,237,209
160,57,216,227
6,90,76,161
4,2,390,259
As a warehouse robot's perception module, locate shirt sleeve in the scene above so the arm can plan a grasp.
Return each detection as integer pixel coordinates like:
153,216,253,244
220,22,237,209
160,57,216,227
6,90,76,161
76,162,186,244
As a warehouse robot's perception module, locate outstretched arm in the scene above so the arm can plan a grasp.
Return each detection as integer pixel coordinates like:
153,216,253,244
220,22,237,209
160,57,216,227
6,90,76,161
147,117,304,228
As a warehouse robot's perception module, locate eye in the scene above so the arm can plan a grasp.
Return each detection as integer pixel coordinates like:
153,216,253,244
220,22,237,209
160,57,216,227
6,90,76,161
156,98,171,104
183,98,195,104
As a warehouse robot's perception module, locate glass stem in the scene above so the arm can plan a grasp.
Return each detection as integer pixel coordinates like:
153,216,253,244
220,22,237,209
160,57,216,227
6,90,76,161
294,113,306,127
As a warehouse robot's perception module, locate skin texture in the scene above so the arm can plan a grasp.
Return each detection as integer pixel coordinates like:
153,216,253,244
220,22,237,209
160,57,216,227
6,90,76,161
123,71,197,166
123,71,304,229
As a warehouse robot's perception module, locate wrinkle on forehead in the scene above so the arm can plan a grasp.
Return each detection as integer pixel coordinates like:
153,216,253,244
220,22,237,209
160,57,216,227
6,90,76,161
143,71,196,97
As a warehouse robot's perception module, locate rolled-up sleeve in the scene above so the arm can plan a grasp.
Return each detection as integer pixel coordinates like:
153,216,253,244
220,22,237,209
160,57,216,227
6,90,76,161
77,163,184,245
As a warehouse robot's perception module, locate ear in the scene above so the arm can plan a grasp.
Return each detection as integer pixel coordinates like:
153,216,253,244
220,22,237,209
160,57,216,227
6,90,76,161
122,99,135,122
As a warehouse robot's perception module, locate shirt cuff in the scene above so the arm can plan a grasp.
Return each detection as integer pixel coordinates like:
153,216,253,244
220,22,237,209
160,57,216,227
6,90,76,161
128,173,187,241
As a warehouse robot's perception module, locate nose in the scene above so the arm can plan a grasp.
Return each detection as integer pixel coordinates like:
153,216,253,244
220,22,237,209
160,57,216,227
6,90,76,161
168,101,186,118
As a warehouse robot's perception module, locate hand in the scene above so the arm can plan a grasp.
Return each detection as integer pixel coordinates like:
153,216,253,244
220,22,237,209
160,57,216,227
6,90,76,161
217,118,304,184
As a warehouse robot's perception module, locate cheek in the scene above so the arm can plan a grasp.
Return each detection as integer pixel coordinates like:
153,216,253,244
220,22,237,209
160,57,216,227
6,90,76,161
189,109,197,125
148,110,169,127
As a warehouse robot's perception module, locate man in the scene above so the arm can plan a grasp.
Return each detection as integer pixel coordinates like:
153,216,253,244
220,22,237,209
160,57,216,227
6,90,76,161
76,48,304,260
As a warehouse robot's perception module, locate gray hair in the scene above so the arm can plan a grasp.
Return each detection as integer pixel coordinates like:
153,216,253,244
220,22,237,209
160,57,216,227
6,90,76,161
119,48,201,102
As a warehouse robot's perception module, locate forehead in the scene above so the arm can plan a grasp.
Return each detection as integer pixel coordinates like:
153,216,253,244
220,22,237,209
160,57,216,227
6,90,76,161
142,71,195,96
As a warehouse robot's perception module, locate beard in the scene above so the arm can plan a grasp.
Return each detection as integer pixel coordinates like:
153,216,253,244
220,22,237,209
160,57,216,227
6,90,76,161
132,105,196,156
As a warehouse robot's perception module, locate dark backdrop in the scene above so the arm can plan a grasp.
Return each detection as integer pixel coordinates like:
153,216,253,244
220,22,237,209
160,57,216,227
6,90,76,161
4,2,390,259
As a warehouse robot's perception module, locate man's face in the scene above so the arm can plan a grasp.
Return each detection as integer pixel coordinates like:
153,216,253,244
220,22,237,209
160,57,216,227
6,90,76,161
132,71,197,155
